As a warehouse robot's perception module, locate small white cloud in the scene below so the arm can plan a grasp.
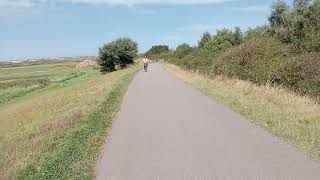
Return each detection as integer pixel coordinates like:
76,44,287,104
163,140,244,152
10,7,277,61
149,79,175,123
0,0,232,8
0,0,34,7
233,5,269,12
0,0,49,8
67,0,231,5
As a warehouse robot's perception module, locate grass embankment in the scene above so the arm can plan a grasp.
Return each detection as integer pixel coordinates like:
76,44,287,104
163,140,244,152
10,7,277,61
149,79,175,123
0,63,139,179
0,62,87,105
163,63,320,159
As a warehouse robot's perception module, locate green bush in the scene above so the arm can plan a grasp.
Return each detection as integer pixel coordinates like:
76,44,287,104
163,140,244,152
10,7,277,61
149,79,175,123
168,49,214,74
145,45,169,57
162,0,320,99
302,30,320,53
198,32,212,48
215,37,291,84
98,38,138,72
269,0,320,53
175,43,193,59
280,53,320,98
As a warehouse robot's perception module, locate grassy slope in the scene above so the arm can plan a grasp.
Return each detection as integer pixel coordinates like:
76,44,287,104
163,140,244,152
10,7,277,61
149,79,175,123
163,63,320,159
0,63,139,179
0,62,84,105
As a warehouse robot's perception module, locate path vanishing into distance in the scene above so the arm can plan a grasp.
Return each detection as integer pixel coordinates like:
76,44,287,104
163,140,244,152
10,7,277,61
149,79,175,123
95,63,320,180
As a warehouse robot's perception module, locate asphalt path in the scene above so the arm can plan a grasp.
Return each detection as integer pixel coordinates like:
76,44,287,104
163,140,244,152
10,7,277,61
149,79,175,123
95,63,320,180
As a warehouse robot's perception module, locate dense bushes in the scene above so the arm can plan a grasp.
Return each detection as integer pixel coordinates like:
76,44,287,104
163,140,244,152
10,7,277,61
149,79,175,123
149,0,320,99
175,43,194,59
200,28,244,55
268,0,320,53
98,38,138,72
280,53,320,98
168,49,214,73
215,37,290,84
145,45,170,57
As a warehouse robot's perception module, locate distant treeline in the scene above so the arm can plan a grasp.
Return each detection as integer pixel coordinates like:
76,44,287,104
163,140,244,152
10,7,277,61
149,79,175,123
145,0,320,99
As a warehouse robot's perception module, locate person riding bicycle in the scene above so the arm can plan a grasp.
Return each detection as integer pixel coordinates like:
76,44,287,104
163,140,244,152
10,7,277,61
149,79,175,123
143,57,150,72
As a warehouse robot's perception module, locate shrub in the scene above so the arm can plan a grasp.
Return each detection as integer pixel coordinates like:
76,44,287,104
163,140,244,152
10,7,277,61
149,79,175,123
175,43,193,59
98,38,138,72
245,26,271,40
280,53,320,98
167,49,214,74
268,0,320,53
145,45,169,57
302,30,320,53
215,37,291,84
198,32,212,48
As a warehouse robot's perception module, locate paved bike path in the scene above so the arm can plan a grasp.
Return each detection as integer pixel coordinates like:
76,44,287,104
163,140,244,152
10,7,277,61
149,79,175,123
95,63,320,180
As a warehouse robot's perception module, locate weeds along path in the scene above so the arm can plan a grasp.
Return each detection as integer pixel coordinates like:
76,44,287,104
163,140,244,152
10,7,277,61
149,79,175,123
0,65,139,179
96,63,320,180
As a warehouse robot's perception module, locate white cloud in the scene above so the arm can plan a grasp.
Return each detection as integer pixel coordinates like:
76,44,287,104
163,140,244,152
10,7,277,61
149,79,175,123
0,0,231,7
233,5,269,12
68,0,230,5
0,0,35,7
0,0,50,8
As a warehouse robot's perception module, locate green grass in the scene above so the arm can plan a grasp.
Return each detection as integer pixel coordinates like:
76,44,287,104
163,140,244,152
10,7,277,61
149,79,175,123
163,63,320,159
0,62,83,106
17,69,138,179
0,61,140,179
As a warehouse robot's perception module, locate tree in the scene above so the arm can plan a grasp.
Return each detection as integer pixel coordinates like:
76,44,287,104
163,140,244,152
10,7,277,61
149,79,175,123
269,0,290,28
98,37,138,72
175,43,193,59
198,32,212,48
204,29,233,54
145,45,169,56
232,27,244,45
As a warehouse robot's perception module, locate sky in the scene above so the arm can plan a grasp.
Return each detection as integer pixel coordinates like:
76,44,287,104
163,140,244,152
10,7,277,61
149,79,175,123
0,0,293,61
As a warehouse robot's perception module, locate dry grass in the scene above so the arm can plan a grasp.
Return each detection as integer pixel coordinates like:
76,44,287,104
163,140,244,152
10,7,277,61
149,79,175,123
163,63,320,159
0,63,139,179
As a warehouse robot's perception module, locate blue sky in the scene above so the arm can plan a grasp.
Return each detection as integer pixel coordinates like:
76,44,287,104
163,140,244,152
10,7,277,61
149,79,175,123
0,0,293,60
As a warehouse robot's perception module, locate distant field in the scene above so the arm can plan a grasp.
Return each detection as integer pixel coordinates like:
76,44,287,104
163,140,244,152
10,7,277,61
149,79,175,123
0,60,139,179
0,61,88,105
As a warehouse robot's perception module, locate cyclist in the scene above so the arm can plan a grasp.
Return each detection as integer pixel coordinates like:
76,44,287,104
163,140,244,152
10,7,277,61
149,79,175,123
143,57,150,72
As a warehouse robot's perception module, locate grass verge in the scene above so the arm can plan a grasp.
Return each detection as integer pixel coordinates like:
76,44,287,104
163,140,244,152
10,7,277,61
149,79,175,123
17,68,138,179
0,65,139,179
163,63,320,159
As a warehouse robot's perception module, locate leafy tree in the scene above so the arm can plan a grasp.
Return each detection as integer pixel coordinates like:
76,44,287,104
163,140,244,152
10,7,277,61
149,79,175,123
232,27,244,45
269,0,290,27
204,29,233,54
98,37,138,72
198,32,212,48
145,45,169,56
293,0,312,13
175,43,193,59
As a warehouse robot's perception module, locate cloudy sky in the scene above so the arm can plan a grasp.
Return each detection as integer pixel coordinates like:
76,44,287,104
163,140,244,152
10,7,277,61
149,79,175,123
1,0,293,60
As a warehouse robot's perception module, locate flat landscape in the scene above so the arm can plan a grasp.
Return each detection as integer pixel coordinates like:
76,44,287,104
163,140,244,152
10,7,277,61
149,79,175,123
2,0,320,179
